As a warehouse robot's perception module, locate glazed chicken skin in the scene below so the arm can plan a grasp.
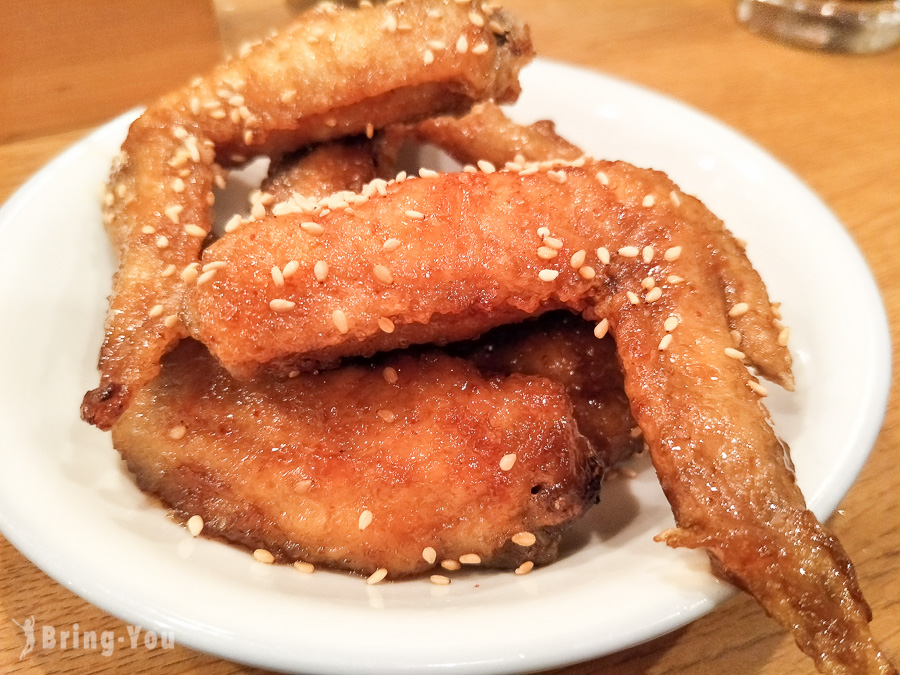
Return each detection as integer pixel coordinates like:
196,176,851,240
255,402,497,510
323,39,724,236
113,340,600,576
82,0,534,430
183,162,892,673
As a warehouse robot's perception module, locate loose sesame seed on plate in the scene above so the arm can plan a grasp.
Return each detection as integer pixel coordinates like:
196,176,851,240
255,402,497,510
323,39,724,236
378,317,395,333
594,318,609,339
187,515,203,537
515,561,534,575
169,425,187,440
293,561,315,574
269,299,296,312
724,347,746,360
618,246,639,258
538,269,559,282
658,334,673,350
512,532,536,547
358,509,374,530
367,568,388,585
332,309,350,334
664,246,682,262
728,302,750,318
459,553,481,565
441,559,461,571
253,549,275,564
499,453,517,471
422,546,437,564
430,575,451,586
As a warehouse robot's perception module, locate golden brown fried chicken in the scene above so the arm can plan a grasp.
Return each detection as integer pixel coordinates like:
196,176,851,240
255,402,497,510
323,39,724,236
113,340,600,576
183,161,892,672
82,0,534,430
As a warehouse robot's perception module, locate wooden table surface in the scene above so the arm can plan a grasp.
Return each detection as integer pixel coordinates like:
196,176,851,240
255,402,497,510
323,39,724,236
0,1,897,673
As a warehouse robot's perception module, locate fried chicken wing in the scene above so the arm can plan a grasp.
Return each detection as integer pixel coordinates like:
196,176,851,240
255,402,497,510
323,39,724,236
183,161,891,672
112,340,599,576
82,0,534,430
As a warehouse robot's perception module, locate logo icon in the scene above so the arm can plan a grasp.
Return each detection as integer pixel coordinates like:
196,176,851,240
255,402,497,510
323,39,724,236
12,616,36,660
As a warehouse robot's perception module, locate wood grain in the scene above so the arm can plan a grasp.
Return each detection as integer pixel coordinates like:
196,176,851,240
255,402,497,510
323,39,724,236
0,1,897,673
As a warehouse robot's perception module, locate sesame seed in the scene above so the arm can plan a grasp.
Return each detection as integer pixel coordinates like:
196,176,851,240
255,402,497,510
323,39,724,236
314,260,329,282
422,547,437,564
579,265,596,279
594,318,609,339
512,532,536,547
441,559,461,571
658,334,673,350
383,14,397,32
515,561,534,575
142,225,156,235
641,277,656,290
664,246,682,262
537,226,551,238
645,287,662,302
595,171,609,186
423,49,435,65
252,549,274,564
469,10,485,26
373,264,393,285
293,561,315,574
169,425,187,440
728,302,750,318
187,515,203,537
664,316,679,332
377,409,395,422
184,224,206,238
172,178,185,193
383,238,402,252
164,314,179,328
548,170,567,184
269,299,296,312
358,509,374,530
224,214,243,233
642,246,655,263
459,553,481,565
332,309,349,334
626,291,640,305
250,202,266,220
537,246,558,260
271,266,284,286
419,167,439,179
156,236,169,248
301,222,325,236
630,427,643,438
181,263,200,283
367,568,388,585
748,381,769,397
404,209,425,220
383,367,399,384
488,19,505,33
161,264,176,278
538,269,559,282
499,453,517,471
377,317,395,333
596,247,610,264
642,195,656,207
667,275,685,284
543,237,563,250
777,326,790,346
618,246,639,258
197,269,217,286
724,347,746,360
570,249,586,269
456,34,468,52
670,191,681,207
427,39,446,50
430,575,451,585
477,159,496,174
149,304,164,318
282,260,300,278
462,164,477,173
731,329,742,345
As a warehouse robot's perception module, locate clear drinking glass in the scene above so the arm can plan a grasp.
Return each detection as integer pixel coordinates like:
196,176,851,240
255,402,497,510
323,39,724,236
735,0,900,53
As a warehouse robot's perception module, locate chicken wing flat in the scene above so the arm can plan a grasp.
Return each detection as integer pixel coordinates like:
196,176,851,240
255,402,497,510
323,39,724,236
112,340,599,576
82,0,533,430
183,162,891,672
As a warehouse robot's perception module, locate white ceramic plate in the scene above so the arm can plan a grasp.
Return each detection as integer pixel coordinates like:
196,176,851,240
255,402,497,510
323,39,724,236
0,59,890,674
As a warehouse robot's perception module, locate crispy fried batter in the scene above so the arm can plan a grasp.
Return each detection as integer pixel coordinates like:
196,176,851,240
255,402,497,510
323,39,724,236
183,162,892,672
82,0,534,430
113,340,599,576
